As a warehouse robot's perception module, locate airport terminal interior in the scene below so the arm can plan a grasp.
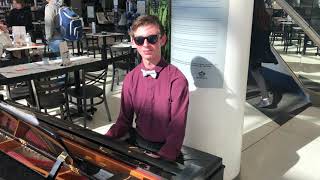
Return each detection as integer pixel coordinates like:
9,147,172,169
1,0,320,179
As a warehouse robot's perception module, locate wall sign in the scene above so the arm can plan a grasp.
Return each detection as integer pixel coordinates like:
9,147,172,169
171,0,229,89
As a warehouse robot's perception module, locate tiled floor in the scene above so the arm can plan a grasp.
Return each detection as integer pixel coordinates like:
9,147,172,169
240,105,320,180
239,38,320,179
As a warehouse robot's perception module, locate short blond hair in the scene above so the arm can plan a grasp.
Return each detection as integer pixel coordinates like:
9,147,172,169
130,15,165,36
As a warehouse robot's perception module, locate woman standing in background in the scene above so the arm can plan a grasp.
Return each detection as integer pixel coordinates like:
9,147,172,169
0,21,13,57
249,0,276,108
44,0,63,56
6,0,33,32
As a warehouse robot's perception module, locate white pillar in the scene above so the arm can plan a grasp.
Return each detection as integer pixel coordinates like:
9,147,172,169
171,0,254,179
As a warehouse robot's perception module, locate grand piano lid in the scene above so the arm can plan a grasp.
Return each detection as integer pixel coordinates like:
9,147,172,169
0,100,39,126
0,102,88,179
0,97,72,157
0,98,224,180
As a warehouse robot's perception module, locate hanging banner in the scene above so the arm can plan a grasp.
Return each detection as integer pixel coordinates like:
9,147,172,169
171,0,229,89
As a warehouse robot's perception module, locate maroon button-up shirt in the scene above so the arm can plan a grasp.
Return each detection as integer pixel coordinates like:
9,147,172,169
106,59,189,160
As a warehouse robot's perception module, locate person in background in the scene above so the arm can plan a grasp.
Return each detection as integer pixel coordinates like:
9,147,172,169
94,1,103,12
249,0,275,108
44,0,63,56
0,20,29,60
0,21,13,58
106,15,189,161
6,0,33,33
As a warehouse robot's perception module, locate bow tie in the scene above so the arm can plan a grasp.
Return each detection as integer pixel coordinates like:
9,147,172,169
141,69,157,79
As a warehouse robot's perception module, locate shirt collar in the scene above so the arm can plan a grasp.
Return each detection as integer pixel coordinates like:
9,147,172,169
140,57,168,74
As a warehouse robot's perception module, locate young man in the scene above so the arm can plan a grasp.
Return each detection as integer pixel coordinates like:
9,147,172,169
106,15,189,161
45,0,63,55
6,0,33,32
0,21,13,57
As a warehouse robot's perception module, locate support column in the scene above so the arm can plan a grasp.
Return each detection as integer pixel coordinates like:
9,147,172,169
171,0,254,179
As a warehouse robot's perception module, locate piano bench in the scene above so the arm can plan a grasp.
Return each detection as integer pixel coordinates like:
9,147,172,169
178,145,225,180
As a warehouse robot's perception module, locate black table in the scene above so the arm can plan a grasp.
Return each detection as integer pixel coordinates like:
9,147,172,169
0,56,129,85
86,32,125,61
0,55,128,112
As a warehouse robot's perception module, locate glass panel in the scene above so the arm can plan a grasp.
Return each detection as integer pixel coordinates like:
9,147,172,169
270,0,320,95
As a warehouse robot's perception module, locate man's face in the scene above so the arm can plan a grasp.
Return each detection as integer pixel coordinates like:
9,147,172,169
132,24,166,62
0,24,7,32
12,0,22,9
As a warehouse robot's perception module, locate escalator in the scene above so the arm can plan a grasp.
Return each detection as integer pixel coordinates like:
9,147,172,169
276,0,320,47
245,0,320,124
275,0,320,104
246,46,310,125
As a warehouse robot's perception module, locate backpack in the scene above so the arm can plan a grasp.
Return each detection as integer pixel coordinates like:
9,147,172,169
58,7,83,41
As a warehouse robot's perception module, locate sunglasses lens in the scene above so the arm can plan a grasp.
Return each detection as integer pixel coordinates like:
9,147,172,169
134,35,159,46
147,35,158,44
134,37,145,46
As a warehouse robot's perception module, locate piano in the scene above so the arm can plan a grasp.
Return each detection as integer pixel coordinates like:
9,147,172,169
0,98,224,180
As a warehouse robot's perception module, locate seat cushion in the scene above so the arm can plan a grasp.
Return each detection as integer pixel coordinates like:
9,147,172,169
27,92,65,109
180,146,224,179
67,85,103,99
9,85,30,100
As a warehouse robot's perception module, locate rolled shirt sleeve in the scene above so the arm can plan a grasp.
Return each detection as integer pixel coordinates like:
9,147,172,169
158,77,189,160
106,76,134,138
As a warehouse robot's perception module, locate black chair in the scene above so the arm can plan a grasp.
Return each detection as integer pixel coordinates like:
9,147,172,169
26,74,71,120
5,84,29,101
96,12,115,32
270,18,284,45
85,34,100,58
302,34,319,55
290,26,304,53
67,64,112,128
0,57,30,101
109,46,135,91
68,40,84,56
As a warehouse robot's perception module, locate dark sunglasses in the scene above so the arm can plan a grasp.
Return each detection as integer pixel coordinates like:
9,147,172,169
133,34,160,46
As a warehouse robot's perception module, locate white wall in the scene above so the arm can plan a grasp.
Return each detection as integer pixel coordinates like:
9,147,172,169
171,0,254,179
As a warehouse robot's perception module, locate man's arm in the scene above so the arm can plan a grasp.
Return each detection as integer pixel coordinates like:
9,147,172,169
44,5,55,41
158,77,189,161
25,9,33,32
106,77,134,138
5,11,13,28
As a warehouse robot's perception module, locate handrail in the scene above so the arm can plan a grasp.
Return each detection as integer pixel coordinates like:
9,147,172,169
276,0,320,47
270,46,310,101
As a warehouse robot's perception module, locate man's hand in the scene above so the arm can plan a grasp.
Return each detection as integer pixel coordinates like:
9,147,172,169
144,150,160,159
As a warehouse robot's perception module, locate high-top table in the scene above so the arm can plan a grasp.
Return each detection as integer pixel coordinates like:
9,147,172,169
0,55,128,120
4,44,46,100
0,56,101,83
0,56,100,109
86,32,125,61
5,44,45,52
5,44,45,63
